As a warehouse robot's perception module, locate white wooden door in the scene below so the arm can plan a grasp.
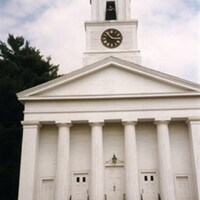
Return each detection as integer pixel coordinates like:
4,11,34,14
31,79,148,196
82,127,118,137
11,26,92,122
41,179,55,200
72,174,89,200
140,172,158,200
175,176,190,200
105,167,125,200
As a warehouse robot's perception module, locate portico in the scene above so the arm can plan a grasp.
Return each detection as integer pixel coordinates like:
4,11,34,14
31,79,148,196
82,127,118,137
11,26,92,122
19,113,199,200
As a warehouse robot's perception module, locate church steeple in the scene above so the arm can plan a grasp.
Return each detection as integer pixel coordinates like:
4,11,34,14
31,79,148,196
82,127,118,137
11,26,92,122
83,0,141,66
90,0,131,21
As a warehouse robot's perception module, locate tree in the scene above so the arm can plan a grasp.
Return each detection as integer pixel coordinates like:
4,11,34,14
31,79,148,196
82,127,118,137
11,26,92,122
0,34,59,200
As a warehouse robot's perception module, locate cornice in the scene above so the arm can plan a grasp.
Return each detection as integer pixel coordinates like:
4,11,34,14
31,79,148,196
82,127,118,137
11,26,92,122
84,20,138,27
18,92,200,102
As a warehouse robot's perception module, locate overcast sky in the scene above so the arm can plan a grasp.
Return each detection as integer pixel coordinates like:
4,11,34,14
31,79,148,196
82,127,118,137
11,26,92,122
0,0,199,83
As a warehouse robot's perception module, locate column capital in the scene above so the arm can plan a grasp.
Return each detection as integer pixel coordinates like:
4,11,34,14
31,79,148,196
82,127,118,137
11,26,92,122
122,120,137,126
186,117,200,125
21,120,41,128
89,121,104,127
56,121,72,128
154,118,171,125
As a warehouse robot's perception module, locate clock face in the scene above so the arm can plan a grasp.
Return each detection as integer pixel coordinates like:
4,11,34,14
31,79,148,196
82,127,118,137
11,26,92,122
101,29,123,48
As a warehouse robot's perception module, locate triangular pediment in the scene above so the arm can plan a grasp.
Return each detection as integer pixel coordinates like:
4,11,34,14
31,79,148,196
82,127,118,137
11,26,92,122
17,57,200,100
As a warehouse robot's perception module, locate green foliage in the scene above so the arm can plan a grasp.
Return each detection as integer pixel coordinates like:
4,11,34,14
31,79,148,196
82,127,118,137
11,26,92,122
0,34,59,200
0,34,59,92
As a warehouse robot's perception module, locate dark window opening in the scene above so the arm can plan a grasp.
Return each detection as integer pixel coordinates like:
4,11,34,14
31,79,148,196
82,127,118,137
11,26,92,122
83,177,86,182
105,1,117,20
76,177,80,182
144,176,148,181
151,176,154,181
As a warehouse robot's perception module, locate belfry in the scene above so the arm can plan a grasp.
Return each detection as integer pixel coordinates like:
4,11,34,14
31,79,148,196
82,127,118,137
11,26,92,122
84,0,141,65
17,1,200,200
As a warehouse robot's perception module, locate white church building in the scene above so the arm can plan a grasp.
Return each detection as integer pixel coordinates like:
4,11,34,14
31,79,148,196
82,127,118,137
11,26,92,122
17,0,200,200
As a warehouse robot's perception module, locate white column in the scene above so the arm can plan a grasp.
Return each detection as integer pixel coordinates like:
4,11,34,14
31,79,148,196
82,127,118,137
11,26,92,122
55,122,71,200
123,121,140,200
18,121,40,200
187,118,200,200
90,122,104,200
155,120,176,200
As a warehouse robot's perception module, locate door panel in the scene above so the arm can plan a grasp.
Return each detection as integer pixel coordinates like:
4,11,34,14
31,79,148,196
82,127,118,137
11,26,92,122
175,176,190,200
105,167,125,200
41,179,55,200
140,172,158,200
72,173,89,200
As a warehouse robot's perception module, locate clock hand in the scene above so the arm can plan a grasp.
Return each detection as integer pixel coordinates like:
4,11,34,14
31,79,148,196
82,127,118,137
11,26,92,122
105,32,120,40
105,32,113,39
112,36,121,40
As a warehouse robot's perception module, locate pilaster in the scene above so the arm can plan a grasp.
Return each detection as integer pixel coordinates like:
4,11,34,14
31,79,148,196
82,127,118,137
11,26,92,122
55,122,72,200
18,121,40,200
154,120,176,200
90,122,104,200
123,121,140,200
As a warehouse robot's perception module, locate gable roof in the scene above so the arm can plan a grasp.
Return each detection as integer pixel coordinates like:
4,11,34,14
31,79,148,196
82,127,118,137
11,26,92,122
17,56,200,101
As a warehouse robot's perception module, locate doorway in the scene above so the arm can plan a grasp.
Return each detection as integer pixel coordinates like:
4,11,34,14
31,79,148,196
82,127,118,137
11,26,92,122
41,179,55,200
140,172,159,200
72,173,89,200
105,167,125,200
175,176,191,200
